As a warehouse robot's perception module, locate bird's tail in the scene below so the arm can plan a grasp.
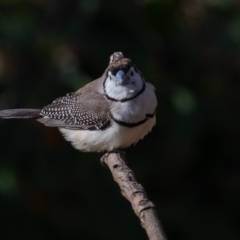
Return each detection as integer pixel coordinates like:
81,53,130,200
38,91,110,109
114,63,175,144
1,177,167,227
0,109,41,119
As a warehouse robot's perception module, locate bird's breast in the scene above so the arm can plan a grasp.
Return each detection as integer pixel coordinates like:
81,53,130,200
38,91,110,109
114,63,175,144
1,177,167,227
109,82,157,124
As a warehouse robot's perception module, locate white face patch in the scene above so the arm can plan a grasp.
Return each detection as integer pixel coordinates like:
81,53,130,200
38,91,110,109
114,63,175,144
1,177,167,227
104,67,145,101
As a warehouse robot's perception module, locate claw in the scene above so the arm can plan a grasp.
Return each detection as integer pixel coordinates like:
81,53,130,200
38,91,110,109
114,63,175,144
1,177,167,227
100,152,109,167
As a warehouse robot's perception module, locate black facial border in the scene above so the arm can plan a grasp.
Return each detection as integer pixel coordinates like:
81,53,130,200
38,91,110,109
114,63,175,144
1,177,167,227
103,64,146,103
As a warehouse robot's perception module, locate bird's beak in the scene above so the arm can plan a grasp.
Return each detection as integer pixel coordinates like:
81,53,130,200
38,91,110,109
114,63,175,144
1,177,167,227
115,70,128,86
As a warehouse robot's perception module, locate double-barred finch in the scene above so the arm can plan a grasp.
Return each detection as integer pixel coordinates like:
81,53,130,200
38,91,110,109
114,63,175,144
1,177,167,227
0,52,157,152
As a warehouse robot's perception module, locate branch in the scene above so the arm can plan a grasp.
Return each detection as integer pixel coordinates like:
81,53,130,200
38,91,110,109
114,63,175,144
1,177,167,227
103,152,167,240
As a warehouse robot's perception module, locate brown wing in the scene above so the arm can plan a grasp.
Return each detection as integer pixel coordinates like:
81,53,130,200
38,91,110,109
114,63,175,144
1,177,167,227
38,91,110,130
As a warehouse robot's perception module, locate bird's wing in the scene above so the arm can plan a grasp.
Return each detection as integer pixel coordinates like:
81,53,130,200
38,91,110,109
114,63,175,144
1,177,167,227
38,91,111,130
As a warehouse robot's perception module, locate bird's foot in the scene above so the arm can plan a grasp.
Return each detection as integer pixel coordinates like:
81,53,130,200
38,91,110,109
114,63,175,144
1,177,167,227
100,152,109,167
100,150,126,167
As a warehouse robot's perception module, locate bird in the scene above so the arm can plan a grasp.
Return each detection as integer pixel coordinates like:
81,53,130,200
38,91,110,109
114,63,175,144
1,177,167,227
0,52,157,153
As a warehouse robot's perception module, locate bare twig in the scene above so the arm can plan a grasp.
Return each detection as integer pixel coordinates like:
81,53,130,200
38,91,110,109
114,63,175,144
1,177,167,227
103,152,167,240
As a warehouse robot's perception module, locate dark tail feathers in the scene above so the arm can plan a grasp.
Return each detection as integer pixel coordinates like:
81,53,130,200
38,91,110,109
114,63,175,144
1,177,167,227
0,109,41,119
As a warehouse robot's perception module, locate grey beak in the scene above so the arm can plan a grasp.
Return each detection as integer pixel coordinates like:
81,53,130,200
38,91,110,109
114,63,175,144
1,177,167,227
115,70,127,86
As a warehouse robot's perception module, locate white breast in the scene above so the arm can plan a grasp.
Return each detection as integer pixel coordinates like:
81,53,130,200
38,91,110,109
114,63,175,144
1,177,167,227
110,82,157,123
59,116,156,152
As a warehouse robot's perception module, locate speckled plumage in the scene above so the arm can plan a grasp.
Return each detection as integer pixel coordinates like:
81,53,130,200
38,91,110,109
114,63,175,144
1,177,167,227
40,92,110,130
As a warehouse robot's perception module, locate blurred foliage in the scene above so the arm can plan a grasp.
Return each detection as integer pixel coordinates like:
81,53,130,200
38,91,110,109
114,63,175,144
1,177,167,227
0,0,240,240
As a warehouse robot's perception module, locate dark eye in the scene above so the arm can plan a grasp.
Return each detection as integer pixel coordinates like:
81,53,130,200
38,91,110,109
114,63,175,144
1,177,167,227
131,71,134,76
110,76,112,80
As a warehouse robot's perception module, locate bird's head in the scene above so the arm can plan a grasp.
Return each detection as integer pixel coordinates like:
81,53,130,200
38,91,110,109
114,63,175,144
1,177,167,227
103,52,145,102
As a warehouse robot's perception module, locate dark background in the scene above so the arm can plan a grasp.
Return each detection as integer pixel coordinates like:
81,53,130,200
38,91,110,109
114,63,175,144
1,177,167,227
0,0,239,239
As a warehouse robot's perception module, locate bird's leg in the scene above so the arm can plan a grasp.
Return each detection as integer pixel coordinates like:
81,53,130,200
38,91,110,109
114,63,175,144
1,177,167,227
100,150,126,167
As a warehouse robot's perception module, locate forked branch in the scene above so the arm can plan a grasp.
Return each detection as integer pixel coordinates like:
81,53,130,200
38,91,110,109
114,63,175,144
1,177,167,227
103,152,167,240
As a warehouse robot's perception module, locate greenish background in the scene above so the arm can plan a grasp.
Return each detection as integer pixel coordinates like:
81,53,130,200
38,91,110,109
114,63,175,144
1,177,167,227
0,0,239,239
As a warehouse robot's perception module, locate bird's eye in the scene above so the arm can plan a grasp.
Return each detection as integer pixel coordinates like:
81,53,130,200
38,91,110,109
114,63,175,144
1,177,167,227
110,76,112,80
131,71,134,76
